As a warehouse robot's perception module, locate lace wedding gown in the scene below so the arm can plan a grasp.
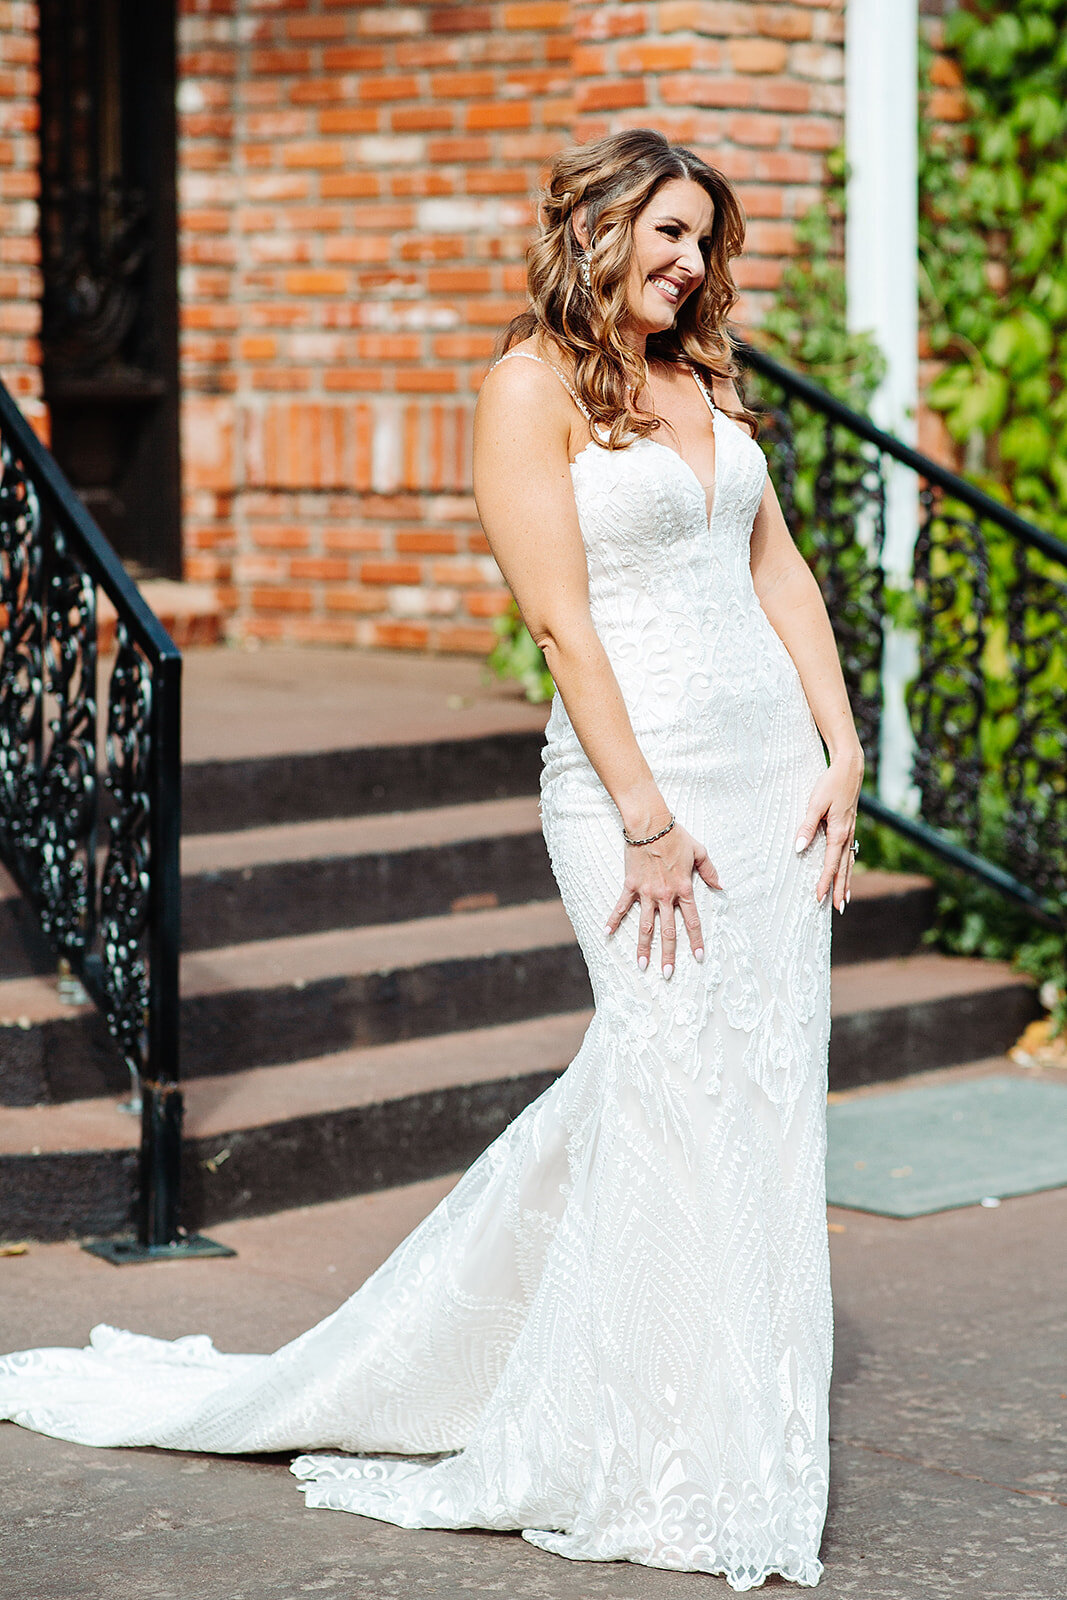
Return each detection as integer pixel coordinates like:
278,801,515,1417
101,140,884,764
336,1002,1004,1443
0,354,833,1592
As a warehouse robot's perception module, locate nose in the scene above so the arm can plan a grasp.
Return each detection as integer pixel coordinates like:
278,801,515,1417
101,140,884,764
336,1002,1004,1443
675,240,704,282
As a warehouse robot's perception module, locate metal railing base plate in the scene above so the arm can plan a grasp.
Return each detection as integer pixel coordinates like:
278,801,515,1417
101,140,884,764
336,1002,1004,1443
80,1233,236,1266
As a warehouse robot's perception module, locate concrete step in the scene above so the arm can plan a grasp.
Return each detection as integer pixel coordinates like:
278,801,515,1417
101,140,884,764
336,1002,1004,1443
179,797,553,949
182,727,548,836
2,646,1040,1244
98,580,223,652
77,650,547,828
1,893,1037,1109
828,868,936,965
0,1012,593,1241
0,819,936,977
0,886,1038,1115
177,646,549,835
0,899,589,1105
0,799,552,966
829,951,1039,1088
0,949,1040,1242
175,844,936,960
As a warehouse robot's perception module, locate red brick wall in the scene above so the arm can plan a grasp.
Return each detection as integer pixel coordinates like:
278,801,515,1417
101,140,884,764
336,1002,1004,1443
0,0,42,436
176,1,845,651
177,0,573,651
0,2,847,649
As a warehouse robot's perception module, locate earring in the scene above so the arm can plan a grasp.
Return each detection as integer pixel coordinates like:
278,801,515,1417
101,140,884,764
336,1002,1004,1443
579,251,591,289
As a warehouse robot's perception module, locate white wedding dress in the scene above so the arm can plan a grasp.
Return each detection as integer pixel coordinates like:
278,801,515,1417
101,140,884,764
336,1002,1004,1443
0,353,834,1591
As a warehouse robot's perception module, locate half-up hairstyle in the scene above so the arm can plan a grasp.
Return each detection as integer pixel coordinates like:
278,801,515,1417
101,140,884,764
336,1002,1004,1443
499,128,758,445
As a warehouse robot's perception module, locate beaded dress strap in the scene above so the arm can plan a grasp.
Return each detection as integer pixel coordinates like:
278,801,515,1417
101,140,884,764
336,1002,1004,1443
492,349,593,422
686,364,718,415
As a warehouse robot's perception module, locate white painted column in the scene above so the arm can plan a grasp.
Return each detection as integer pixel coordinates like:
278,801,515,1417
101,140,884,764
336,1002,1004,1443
845,0,920,814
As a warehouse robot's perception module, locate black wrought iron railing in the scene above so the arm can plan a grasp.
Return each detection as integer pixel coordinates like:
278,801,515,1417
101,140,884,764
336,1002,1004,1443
0,376,229,1261
741,341,1067,932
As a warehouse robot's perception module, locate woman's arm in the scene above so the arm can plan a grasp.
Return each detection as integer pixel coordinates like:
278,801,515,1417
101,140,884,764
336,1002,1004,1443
473,354,722,973
716,371,864,912
749,470,864,912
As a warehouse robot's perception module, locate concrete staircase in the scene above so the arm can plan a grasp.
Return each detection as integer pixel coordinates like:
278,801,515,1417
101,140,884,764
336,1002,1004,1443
0,650,1040,1243
98,580,223,651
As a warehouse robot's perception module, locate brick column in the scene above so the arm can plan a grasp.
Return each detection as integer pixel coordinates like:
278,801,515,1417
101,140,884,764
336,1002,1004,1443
0,0,43,435
177,0,241,608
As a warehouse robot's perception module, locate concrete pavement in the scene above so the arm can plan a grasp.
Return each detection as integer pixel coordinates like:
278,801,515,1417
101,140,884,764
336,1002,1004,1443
2,1164,1065,1600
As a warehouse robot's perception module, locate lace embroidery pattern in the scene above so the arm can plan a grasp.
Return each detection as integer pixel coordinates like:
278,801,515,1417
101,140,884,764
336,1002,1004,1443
0,348,834,1593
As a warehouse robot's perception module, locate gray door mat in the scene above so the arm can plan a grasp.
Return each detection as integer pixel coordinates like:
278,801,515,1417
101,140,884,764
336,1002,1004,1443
825,1074,1067,1218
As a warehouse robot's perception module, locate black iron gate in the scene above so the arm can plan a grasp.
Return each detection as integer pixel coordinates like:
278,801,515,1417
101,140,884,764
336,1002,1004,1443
38,0,181,579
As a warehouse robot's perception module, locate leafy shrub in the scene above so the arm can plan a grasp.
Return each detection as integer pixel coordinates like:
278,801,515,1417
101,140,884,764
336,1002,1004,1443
920,1,1067,542
484,600,554,703
856,808,1066,1036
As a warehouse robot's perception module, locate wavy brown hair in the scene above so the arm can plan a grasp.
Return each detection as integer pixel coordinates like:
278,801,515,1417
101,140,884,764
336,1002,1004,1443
498,128,758,446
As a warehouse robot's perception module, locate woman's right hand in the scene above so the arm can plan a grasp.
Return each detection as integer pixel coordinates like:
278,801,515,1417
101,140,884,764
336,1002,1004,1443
605,823,723,977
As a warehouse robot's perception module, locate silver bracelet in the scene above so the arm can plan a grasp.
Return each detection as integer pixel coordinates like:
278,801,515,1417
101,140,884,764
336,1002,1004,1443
623,813,676,847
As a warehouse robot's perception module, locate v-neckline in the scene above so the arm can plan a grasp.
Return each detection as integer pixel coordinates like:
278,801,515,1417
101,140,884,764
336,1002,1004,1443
644,367,718,529
639,365,717,530
569,364,721,530
631,429,716,531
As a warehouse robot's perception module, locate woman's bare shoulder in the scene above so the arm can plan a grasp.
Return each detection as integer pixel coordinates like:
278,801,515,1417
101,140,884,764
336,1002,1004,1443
477,338,576,426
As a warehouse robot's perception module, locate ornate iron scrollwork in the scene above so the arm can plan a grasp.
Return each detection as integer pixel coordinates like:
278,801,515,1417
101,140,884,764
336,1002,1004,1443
99,624,153,1074
0,372,224,1256
43,176,150,379
752,393,886,782
37,527,97,955
1,450,99,962
910,488,990,850
0,438,153,1076
809,417,886,778
0,436,44,884
39,0,151,380
1004,545,1067,905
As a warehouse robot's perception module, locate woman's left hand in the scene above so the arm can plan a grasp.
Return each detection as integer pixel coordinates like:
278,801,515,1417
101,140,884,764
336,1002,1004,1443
794,746,865,913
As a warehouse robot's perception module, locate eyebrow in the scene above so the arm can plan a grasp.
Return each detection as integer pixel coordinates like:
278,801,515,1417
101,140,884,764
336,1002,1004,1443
657,214,713,239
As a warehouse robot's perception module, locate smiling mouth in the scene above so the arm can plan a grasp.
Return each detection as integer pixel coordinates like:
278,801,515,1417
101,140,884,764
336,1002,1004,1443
648,275,684,304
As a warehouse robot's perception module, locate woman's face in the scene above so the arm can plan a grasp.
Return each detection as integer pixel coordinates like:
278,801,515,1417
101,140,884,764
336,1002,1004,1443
617,177,714,340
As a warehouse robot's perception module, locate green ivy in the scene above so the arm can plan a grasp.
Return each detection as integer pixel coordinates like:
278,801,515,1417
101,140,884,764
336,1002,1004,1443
485,600,554,703
735,151,909,621
916,1,1067,1017
920,0,1067,539
856,808,1066,1038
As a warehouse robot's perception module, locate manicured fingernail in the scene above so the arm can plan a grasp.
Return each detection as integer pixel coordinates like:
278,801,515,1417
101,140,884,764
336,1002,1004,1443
638,955,648,971
795,834,807,853
694,947,705,964
603,924,613,936
663,964,674,980
817,891,826,905
838,900,845,914
845,890,850,906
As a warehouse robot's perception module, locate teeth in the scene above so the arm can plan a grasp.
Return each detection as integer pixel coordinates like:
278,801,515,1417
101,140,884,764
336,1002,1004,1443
650,276,680,299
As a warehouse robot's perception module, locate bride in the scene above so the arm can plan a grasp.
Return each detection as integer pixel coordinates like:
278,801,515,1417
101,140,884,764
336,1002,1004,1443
0,129,863,1592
